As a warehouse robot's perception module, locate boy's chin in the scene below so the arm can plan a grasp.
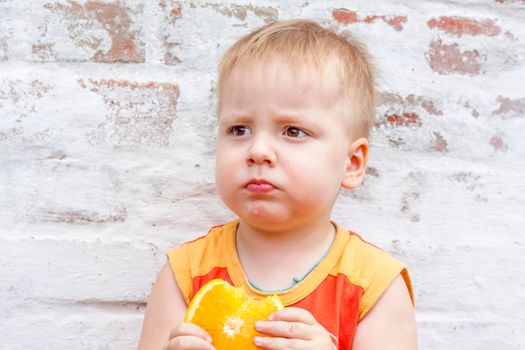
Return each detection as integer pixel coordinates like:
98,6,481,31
238,212,315,234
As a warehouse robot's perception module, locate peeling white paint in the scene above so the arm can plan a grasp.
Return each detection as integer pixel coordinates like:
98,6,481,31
0,1,524,349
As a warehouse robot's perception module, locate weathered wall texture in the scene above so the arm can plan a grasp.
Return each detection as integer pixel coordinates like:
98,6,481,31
1,1,524,349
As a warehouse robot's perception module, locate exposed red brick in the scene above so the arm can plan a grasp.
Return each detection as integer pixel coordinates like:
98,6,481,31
427,16,501,37
79,79,180,146
380,92,443,121
87,1,142,62
378,93,440,129
171,6,181,17
160,1,182,64
43,1,144,63
433,132,448,152
492,96,525,117
204,3,277,23
490,134,508,151
77,78,86,89
333,9,358,24
419,100,442,116
384,16,407,31
333,8,407,31
160,0,182,24
32,42,57,61
427,39,482,75
380,112,421,127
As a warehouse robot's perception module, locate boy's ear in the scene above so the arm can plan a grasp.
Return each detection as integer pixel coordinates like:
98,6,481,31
341,137,369,190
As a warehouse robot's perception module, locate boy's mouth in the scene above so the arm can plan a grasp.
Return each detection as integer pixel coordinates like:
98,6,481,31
245,179,276,193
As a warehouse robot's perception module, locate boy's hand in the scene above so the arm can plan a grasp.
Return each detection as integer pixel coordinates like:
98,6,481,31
253,307,336,350
163,322,214,350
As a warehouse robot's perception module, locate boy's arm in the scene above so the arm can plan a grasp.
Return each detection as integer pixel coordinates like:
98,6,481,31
137,262,187,350
352,274,417,350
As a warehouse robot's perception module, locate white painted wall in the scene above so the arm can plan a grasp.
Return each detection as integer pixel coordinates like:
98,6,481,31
1,1,524,349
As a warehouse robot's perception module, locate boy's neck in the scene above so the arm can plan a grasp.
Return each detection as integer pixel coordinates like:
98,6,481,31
236,217,336,257
235,217,337,291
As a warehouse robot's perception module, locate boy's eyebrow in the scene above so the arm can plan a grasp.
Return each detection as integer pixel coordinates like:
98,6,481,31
273,113,309,124
274,113,322,129
218,114,253,126
219,113,322,129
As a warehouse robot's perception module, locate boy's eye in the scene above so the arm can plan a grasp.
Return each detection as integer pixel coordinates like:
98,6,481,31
284,127,307,138
230,125,251,136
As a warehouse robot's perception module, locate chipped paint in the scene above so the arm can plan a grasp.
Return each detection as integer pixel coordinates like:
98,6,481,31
79,79,180,146
380,92,443,116
492,96,525,117
452,172,487,202
0,38,7,61
36,206,127,224
2,3,525,350
161,0,182,24
427,16,501,37
427,38,483,75
400,192,421,222
333,8,407,31
433,132,448,152
203,3,277,23
495,0,525,4
171,6,181,17
42,1,144,62
378,112,421,127
365,166,379,177
490,134,509,151
32,42,57,61
0,79,52,141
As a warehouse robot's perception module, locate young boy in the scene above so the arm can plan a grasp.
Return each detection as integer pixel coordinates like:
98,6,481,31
138,19,416,350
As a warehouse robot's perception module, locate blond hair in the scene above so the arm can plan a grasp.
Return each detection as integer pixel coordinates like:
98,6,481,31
217,19,376,138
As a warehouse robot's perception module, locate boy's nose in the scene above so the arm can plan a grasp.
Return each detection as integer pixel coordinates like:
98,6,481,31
246,136,276,167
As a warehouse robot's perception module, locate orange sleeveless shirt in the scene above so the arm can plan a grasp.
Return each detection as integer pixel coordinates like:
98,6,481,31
167,220,414,350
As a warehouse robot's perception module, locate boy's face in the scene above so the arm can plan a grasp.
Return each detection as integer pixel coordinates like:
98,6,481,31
215,58,366,230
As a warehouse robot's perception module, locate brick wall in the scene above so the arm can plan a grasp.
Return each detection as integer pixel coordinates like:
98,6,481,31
1,1,524,349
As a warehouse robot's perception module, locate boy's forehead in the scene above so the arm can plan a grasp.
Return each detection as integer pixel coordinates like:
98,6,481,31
221,57,344,109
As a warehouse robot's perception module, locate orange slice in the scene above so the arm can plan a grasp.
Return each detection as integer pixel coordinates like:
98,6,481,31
185,279,284,350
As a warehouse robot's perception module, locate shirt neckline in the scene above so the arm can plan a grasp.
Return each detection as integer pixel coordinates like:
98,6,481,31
223,219,349,305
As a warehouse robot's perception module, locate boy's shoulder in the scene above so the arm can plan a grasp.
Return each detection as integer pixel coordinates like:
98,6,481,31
337,226,404,284
331,222,414,319
167,220,236,268
166,220,238,304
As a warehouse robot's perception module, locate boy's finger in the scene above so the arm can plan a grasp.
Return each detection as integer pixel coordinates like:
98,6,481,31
169,322,212,342
165,335,215,350
253,336,309,350
255,320,312,340
268,307,316,325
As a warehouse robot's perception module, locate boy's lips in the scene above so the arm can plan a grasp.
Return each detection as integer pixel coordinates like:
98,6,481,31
245,179,277,193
